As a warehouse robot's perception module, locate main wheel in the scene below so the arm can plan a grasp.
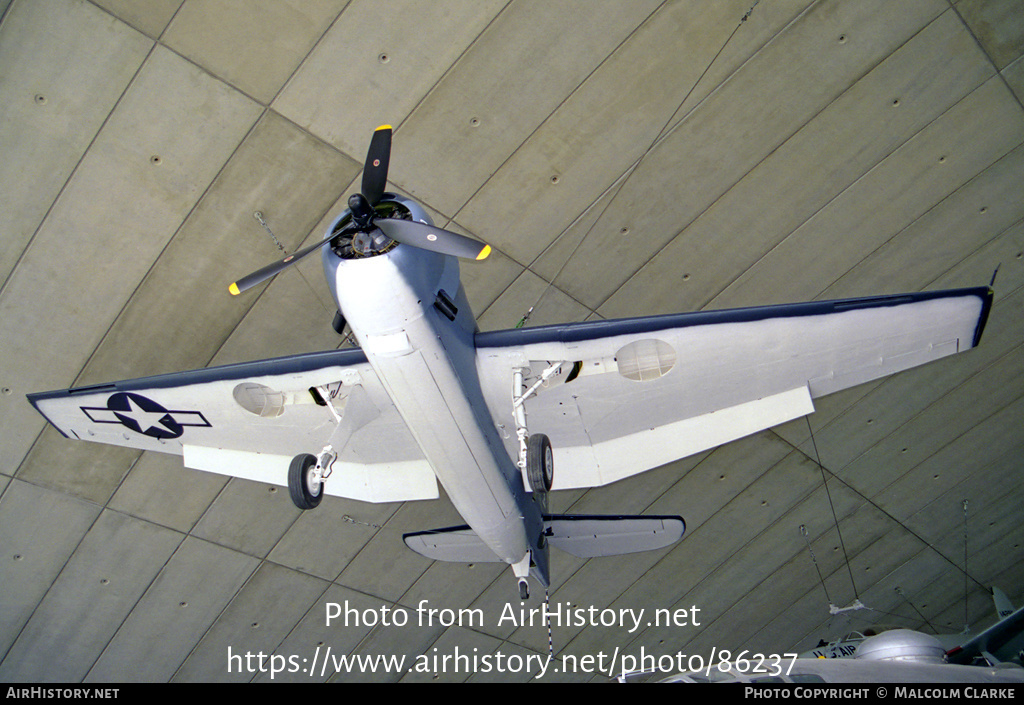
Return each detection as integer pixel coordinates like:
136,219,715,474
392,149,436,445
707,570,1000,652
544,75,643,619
527,433,553,493
288,453,323,510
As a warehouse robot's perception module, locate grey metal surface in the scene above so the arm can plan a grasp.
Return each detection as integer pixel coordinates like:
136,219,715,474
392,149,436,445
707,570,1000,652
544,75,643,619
0,0,1021,682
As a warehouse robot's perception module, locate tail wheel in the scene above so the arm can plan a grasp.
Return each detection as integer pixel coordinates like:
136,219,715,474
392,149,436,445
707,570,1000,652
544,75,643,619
527,433,554,493
288,453,323,510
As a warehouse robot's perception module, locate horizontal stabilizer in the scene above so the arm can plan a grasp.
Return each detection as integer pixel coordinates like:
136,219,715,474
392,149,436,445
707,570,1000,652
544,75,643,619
544,514,685,558
403,526,503,563
404,514,685,563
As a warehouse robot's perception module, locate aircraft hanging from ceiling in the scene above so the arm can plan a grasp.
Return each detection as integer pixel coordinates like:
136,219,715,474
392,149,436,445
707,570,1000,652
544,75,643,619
28,126,994,599
801,587,1024,667
651,628,1024,684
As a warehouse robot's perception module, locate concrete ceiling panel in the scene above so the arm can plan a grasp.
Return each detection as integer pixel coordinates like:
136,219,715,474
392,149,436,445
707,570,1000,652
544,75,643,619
868,396,1024,515
822,141,1024,300
839,351,1024,493
75,110,358,385
400,624,503,683
688,490,861,620
476,267,592,331
451,247,524,319
90,0,184,38
107,450,227,533
172,561,329,682
0,45,260,465
335,494,465,601
852,397,1024,521
335,524,431,602
0,480,102,657
15,429,142,505
955,0,1024,70
403,562,505,621
786,355,1006,477
190,478,302,558
162,0,347,104
905,447,1024,548
0,510,183,682
598,8,998,318
267,495,400,581
534,0,951,310
392,0,662,215
347,609,446,684
84,537,259,682
934,219,1024,291
209,266,348,366
1004,54,1024,103
711,76,1024,309
0,0,151,286
274,0,508,157
456,0,793,265
650,432,793,531
256,583,404,683
585,443,793,632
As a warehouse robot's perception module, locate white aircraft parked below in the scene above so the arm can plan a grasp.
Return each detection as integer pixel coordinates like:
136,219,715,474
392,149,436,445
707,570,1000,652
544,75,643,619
802,587,1024,667
656,629,1024,684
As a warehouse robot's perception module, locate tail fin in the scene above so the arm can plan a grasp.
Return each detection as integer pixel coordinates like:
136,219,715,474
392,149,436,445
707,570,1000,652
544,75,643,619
993,586,1016,619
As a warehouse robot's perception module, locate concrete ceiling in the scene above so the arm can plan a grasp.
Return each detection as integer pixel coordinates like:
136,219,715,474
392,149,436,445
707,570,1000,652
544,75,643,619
1,0,1022,683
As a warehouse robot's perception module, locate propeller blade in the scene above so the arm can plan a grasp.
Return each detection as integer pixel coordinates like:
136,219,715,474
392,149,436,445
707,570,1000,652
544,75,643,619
229,236,333,295
362,124,392,206
229,127,489,298
375,219,491,261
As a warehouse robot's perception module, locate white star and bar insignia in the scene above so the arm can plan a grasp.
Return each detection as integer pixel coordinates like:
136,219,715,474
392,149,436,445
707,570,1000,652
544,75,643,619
81,392,211,440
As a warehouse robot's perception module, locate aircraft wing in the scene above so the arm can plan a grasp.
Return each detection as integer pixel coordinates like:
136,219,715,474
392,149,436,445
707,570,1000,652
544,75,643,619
27,348,438,503
475,287,992,490
946,603,1024,666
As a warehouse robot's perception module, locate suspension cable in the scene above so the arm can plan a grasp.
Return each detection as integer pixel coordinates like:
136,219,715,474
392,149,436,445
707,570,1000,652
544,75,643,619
806,417,859,601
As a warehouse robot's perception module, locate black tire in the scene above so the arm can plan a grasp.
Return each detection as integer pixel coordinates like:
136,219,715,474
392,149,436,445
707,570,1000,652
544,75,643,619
527,433,553,493
288,453,323,510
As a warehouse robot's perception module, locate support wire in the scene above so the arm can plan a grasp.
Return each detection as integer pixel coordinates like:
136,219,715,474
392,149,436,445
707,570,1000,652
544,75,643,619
517,1,761,328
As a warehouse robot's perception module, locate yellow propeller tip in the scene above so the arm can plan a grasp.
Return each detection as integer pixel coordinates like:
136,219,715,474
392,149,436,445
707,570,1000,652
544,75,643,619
476,244,492,261
229,282,241,296
376,124,392,131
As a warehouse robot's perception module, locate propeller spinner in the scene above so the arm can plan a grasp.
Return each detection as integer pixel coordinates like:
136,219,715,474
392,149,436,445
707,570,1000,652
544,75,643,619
229,125,490,296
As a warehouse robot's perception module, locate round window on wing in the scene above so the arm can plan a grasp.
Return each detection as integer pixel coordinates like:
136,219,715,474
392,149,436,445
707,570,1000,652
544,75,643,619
615,339,676,382
233,383,285,418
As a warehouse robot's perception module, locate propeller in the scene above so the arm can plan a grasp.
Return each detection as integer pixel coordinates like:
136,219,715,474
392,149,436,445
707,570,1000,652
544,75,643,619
229,125,490,296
